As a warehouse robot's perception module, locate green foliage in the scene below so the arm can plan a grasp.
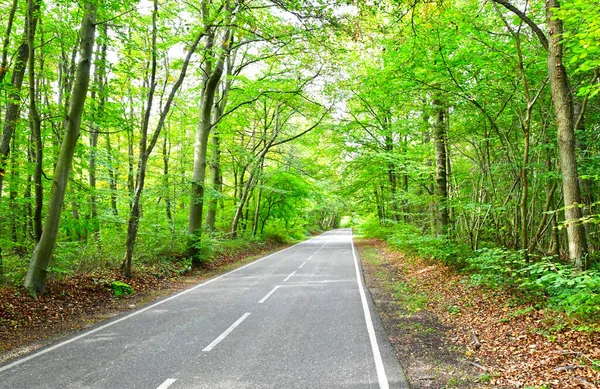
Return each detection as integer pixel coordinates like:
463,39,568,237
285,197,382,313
188,233,219,264
356,216,394,240
111,281,133,297
556,0,600,97
468,250,600,321
467,248,527,289
365,221,600,322
520,262,600,320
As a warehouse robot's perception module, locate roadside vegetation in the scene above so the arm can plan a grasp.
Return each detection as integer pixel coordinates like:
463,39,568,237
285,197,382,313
358,223,600,388
1,0,599,383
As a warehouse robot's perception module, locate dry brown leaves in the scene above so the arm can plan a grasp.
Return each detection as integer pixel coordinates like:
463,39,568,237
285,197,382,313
364,239,600,389
0,269,168,352
0,241,286,357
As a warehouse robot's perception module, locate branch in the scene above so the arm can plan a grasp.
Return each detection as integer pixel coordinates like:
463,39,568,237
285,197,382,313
489,0,548,51
271,106,332,147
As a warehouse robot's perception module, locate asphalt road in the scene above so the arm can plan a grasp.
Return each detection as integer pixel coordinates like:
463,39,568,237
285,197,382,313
0,229,408,389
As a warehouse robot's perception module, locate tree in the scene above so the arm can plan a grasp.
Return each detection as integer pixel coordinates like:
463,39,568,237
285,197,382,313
492,0,589,269
24,1,97,294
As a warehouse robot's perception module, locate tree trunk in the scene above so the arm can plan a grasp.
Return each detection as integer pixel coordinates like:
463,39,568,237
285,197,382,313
189,28,231,238
122,18,203,277
88,26,107,242
546,0,588,269
432,97,449,235
24,2,97,295
0,0,18,85
28,1,43,242
106,132,119,216
384,132,399,223
205,126,221,232
252,177,263,236
0,27,30,199
163,128,172,225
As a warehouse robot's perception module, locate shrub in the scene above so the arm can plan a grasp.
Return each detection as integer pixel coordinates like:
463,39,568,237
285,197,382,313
519,261,600,320
364,218,600,323
466,248,527,288
188,233,220,263
111,281,134,297
356,216,395,240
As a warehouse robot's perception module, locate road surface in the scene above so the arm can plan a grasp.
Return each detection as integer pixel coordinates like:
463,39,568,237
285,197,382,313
0,229,408,389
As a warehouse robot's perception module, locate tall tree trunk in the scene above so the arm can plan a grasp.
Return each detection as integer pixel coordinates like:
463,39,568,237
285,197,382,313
9,135,19,242
252,177,263,236
0,0,18,85
205,58,235,231
205,122,222,231
106,132,119,216
0,27,30,199
27,0,43,242
88,26,107,242
188,27,231,239
432,97,449,235
121,19,203,277
384,130,399,223
24,2,97,295
163,128,172,225
546,0,588,269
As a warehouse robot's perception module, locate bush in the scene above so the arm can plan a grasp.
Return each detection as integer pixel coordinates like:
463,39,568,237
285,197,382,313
356,216,395,240
362,218,600,323
519,261,600,320
386,223,470,268
111,281,134,297
188,233,220,263
466,248,527,288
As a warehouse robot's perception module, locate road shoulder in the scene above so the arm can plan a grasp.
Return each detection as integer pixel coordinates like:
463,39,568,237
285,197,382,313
356,237,486,388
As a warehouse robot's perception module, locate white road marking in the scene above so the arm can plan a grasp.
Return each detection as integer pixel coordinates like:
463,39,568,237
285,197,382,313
0,238,315,374
203,313,251,352
286,279,354,285
305,242,327,262
298,261,307,269
258,286,281,303
260,280,356,305
156,378,177,389
283,271,297,281
350,233,389,389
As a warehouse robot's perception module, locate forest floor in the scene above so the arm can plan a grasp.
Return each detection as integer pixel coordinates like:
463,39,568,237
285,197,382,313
0,240,287,363
357,238,600,389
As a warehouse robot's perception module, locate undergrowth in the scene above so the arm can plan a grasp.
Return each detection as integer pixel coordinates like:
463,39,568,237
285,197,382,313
1,225,302,288
358,218,600,325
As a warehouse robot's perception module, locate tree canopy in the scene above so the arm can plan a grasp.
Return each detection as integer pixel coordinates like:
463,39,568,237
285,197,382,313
0,0,598,299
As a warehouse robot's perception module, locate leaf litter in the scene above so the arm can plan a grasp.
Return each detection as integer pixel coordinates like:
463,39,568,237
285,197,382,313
356,238,600,389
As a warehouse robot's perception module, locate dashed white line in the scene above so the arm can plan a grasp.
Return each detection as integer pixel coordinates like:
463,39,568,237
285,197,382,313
350,234,389,389
203,313,251,352
298,261,307,269
259,286,281,303
306,242,327,262
0,237,313,374
156,378,177,389
283,271,297,282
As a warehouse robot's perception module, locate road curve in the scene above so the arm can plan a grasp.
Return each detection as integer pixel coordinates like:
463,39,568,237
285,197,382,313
0,229,408,389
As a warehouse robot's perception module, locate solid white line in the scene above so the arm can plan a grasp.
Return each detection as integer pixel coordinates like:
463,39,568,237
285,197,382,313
298,261,307,269
0,238,315,373
283,271,296,282
156,378,177,389
350,233,389,389
202,313,251,352
258,286,281,303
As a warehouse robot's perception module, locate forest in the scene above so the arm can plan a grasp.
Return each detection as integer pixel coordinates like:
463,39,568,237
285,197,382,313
0,0,599,384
